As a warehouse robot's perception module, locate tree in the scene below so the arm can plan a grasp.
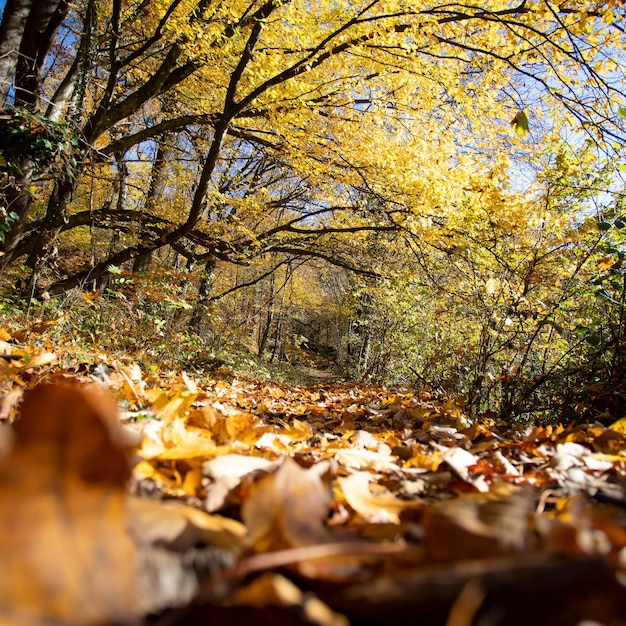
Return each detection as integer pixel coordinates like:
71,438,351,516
0,0,70,255
321,132,626,420
0,0,624,310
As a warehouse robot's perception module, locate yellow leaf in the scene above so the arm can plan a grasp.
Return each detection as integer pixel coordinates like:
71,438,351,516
81,290,100,303
596,256,615,271
338,471,419,524
153,389,197,422
608,416,626,434
602,9,615,24
510,110,529,136
22,351,57,369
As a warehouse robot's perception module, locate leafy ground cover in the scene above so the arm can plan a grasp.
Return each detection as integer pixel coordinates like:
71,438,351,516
1,324,626,625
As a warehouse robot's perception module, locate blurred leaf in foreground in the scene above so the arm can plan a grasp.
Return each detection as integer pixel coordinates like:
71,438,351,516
0,383,142,624
0,383,244,625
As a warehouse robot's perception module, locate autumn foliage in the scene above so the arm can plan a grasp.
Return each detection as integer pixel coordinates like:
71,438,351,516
0,1,625,420
1,1,626,622
0,349,626,624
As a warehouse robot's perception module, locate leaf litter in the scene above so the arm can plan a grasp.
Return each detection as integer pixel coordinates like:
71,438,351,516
0,340,626,624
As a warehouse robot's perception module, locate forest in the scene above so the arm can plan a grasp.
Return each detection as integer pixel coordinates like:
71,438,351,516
1,1,626,625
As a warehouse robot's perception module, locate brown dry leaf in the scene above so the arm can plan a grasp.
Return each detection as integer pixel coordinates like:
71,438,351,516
534,494,614,557
331,446,400,472
443,446,490,492
190,404,265,444
118,364,147,407
229,572,349,626
242,457,333,553
25,351,57,369
0,339,12,356
169,414,210,449
281,418,315,443
337,471,420,524
592,428,626,455
0,388,22,421
203,454,278,512
255,431,296,454
230,571,304,607
0,350,57,372
422,489,534,562
0,383,226,625
128,497,246,551
180,370,199,394
404,448,443,471
134,411,222,462
151,442,224,461
238,457,371,581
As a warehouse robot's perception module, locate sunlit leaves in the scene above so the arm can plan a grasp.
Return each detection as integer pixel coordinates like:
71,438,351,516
3,340,626,622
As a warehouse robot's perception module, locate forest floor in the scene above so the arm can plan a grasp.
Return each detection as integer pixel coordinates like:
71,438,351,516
1,327,626,625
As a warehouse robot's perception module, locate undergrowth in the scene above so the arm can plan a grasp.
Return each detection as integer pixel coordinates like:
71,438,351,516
0,282,332,388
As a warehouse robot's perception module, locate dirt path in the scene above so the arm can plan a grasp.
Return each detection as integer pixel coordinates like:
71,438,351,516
297,365,340,384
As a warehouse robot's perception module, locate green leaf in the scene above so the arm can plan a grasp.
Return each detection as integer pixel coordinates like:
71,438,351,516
598,221,612,231
106,264,122,275
511,110,529,136
619,106,626,120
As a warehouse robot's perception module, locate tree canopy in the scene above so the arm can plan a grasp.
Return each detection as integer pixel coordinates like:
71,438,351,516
0,0,625,420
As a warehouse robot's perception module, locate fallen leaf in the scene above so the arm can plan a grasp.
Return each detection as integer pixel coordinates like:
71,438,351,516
331,447,400,472
229,573,349,626
242,458,333,552
338,471,419,524
0,383,144,624
128,496,246,553
204,454,277,512
422,489,534,562
443,447,490,492
0,383,234,625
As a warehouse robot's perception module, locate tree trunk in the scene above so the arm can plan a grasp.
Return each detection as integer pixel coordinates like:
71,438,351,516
189,255,217,332
1,158,35,260
101,152,129,279
46,0,95,123
0,0,32,107
13,0,68,111
21,170,78,293
0,0,70,266
132,141,173,272
269,309,285,363
257,276,276,358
